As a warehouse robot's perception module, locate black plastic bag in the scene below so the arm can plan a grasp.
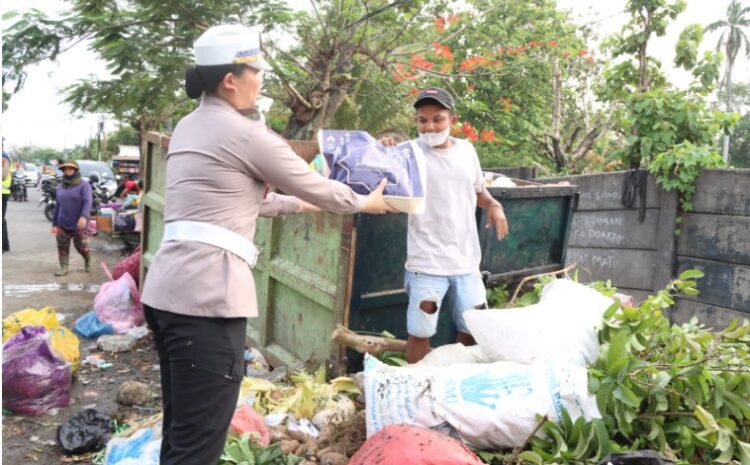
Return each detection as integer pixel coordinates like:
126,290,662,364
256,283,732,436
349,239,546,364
599,451,674,465
57,408,112,454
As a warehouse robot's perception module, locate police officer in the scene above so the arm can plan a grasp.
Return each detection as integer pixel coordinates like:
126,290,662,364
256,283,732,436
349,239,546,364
2,151,13,253
140,24,394,465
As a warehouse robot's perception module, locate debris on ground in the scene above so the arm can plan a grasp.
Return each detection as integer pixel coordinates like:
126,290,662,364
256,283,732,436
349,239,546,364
97,334,137,353
116,381,151,406
57,408,112,454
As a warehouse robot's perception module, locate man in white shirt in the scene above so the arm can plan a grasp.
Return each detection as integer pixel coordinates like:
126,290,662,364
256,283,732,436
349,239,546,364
382,87,509,363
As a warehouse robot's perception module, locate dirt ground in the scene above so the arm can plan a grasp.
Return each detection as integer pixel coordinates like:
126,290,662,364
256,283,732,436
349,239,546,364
2,187,161,464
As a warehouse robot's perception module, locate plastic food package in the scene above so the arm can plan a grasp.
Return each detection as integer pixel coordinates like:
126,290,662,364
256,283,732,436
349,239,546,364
2,327,73,415
465,279,614,366
2,306,60,343
363,355,600,450
94,272,144,334
230,405,270,446
57,408,112,454
319,130,427,213
105,426,161,465
350,425,484,465
74,311,115,339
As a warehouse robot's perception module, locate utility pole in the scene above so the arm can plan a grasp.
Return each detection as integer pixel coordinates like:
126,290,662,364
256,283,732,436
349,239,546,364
97,116,104,162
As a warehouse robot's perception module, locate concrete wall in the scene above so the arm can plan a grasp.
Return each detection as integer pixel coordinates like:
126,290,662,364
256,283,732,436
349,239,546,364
671,169,750,328
541,169,750,327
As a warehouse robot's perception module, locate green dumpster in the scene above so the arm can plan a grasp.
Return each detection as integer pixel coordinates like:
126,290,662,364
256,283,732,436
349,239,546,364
141,133,578,372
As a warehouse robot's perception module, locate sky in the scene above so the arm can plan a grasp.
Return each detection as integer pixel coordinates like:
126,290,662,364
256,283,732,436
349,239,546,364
2,0,748,151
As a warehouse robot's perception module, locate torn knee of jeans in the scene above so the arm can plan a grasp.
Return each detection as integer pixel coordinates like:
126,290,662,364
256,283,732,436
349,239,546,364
419,300,438,314
474,302,488,310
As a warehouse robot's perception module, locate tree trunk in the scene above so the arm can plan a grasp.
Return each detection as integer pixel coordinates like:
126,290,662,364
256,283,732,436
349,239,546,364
550,58,566,171
722,60,733,163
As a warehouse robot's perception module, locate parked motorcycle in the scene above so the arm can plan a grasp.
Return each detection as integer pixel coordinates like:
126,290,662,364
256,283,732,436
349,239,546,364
39,177,58,222
11,171,28,202
89,173,114,216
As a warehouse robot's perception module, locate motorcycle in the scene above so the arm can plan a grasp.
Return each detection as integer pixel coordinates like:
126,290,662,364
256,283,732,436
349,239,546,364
11,171,27,202
89,173,115,216
39,177,58,222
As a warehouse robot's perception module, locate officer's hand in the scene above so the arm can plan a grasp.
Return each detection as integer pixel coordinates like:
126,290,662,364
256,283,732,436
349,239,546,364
379,137,398,147
77,217,87,231
486,205,509,240
362,178,398,214
51,227,60,235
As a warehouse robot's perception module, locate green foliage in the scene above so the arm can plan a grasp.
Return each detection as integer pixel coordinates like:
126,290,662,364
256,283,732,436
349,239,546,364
648,142,727,211
519,272,750,465
13,146,63,165
221,434,301,465
729,112,750,167
3,0,295,131
675,25,704,71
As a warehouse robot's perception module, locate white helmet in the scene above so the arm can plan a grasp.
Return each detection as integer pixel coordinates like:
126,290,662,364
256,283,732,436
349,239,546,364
193,24,272,71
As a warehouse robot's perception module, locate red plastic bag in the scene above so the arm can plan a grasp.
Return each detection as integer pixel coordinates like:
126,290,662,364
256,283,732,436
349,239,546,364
94,272,144,334
230,406,269,446
112,246,141,286
2,326,73,415
350,425,484,465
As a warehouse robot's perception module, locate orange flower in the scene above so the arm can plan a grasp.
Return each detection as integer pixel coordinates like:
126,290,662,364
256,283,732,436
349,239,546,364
462,121,479,142
480,129,496,143
432,42,454,61
548,40,558,47
450,123,463,137
434,17,446,32
578,49,589,56
407,87,420,96
440,63,454,73
562,51,570,58
410,54,434,70
586,55,595,64
459,56,487,72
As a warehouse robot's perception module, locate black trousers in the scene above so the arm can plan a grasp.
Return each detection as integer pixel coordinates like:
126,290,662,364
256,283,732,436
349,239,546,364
144,305,246,465
2,194,9,251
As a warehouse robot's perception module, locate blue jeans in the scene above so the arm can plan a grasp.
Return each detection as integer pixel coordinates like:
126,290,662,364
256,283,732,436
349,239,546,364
404,271,487,338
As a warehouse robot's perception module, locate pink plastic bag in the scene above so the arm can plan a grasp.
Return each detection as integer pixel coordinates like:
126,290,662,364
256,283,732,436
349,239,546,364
230,406,269,446
112,247,141,287
94,272,144,334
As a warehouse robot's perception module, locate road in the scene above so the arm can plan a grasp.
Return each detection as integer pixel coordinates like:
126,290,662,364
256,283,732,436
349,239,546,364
2,187,161,464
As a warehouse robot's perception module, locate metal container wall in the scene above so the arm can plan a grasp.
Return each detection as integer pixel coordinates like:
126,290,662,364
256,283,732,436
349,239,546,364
141,132,578,371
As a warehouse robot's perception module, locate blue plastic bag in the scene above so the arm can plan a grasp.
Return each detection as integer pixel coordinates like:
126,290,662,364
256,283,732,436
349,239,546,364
74,312,114,339
319,130,426,198
106,426,161,465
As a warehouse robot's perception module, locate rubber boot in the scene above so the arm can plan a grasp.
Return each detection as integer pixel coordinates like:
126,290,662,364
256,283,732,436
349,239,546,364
83,253,91,273
55,255,69,277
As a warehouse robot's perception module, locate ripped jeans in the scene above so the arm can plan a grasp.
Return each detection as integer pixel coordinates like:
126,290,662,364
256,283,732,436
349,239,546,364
404,271,487,338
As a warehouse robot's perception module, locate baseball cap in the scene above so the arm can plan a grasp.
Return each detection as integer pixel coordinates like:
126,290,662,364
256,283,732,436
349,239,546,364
413,87,455,111
194,24,272,71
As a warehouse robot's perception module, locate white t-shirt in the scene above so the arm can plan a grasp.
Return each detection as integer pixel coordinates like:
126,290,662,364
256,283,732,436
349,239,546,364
405,137,485,275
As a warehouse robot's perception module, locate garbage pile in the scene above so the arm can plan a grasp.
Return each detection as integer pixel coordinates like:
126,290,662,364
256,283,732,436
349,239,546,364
2,249,150,460
363,279,610,451
102,365,368,465
2,307,80,415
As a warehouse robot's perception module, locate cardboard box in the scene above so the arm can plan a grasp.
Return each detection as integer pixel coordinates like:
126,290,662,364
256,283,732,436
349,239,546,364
96,215,113,233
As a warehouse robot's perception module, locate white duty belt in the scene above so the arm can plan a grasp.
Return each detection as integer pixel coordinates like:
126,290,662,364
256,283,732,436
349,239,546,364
162,220,260,268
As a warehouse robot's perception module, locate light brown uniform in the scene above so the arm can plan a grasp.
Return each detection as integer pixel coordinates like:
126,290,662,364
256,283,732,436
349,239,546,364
141,96,364,317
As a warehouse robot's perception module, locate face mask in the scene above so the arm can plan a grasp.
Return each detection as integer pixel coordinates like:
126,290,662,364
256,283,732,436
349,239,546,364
418,127,450,147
